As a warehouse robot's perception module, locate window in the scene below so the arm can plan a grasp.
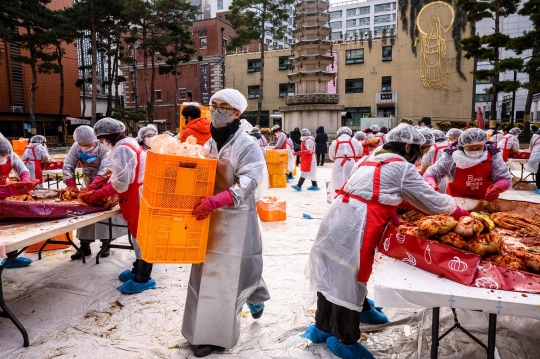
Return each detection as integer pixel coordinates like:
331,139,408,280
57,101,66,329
345,49,364,64
359,17,370,26
393,13,396,21
179,88,187,100
266,39,272,45
265,26,272,32
155,90,162,101
279,83,295,97
359,6,370,15
330,10,342,19
382,76,392,92
200,37,207,49
345,107,371,128
382,46,392,61
217,0,223,10
346,29,357,38
345,78,364,93
393,2,397,10
247,59,261,72
331,31,342,40
374,3,392,12
222,38,227,49
279,56,291,70
130,92,135,103
346,8,356,17
248,86,260,99
329,21,342,28
476,76,492,84
475,94,491,102
288,18,292,25
374,14,391,23
374,25,395,35
346,19,356,27
359,28,370,36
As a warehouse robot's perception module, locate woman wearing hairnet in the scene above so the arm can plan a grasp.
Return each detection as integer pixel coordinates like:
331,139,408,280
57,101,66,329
22,135,50,188
327,127,362,203
415,127,435,174
425,128,512,202
420,130,448,171
183,89,270,357
354,131,369,157
136,124,157,150
78,118,156,294
526,136,540,194
63,125,128,260
497,127,521,162
292,128,320,191
249,127,268,150
271,124,295,179
302,124,468,359
446,128,463,143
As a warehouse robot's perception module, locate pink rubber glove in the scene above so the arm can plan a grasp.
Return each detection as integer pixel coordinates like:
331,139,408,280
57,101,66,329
19,172,30,182
0,180,39,199
193,190,234,221
484,185,501,202
65,178,78,190
492,178,511,192
88,175,103,190
451,206,470,220
424,175,439,192
94,182,118,197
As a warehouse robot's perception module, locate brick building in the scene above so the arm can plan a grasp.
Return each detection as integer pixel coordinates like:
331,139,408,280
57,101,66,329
0,0,81,143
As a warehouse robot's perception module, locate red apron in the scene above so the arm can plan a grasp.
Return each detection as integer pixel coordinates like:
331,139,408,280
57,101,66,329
433,143,449,162
334,138,356,166
300,138,314,172
0,157,13,185
446,152,492,199
275,132,287,150
23,146,43,184
117,142,143,237
532,136,540,150
335,157,403,282
501,135,512,162
361,141,369,157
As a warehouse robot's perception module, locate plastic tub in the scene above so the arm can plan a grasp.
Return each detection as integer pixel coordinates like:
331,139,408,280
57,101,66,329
257,196,286,222
25,232,73,253
266,149,288,163
269,175,287,188
267,162,288,176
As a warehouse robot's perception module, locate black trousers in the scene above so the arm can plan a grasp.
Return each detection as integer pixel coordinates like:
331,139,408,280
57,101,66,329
536,166,540,189
316,153,325,166
315,292,370,344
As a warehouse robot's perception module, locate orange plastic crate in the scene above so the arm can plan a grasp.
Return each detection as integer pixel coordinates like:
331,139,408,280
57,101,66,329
14,149,25,157
269,175,287,188
142,151,217,210
266,149,288,163
12,138,28,151
25,232,73,253
257,197,286,222
136,197,210,264
292,166,297,177
267,162,288,175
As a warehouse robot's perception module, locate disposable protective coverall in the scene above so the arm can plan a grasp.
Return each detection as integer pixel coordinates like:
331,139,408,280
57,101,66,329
327,134,362,202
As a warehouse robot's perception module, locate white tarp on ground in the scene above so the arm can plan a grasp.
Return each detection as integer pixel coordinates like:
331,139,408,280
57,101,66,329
1,166,540,358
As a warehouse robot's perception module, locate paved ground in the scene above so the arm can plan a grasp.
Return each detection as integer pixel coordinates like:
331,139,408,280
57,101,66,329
1,164,539,358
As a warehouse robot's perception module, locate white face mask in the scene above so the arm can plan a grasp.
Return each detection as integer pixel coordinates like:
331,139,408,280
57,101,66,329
211,112,234,129
144,137,153,148
0,156,8,165
300,136,306,141
80,142,96,153
464,150,484,159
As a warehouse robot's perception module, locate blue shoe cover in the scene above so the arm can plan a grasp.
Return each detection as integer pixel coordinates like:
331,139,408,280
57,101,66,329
536,189,540,195
360,307,389,324
367,298,383,312
287,175,294,179
303,213,313,219
307,186,321,191
1,257,33,268
326,337,375,359
246,302,264,315
117,279,156,294
300,324,333,343
118,269,136,282
292,185,302,191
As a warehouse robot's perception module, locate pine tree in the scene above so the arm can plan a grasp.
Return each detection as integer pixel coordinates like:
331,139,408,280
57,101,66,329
226,0,295,126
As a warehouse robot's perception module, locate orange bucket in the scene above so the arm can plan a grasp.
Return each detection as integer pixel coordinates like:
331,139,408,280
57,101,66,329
257,197,286,222
25,232,73,253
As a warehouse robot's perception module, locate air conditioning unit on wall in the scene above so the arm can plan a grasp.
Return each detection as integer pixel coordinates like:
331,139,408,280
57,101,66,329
10,106,24,113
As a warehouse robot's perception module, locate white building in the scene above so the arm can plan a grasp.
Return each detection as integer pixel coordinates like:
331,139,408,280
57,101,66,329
328,0,397,41
474,4,533,123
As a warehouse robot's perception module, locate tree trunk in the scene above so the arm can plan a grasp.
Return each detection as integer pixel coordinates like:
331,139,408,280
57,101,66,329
489,10,500,130
149,49,156,119
90,0,98,125
142,26,151,117
113,37,119,109
523,38,539,140
30,47,37,134
257,7,266,127
57,45,65,142
106,37,113,117
79,36,87,117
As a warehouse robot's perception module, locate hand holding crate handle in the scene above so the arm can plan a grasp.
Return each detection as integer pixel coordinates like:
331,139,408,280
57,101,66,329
193,190,234,221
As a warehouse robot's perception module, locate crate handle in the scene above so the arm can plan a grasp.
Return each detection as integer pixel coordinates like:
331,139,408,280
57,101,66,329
178,161,197,169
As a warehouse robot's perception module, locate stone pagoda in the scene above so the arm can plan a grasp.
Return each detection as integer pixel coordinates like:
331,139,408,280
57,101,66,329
280,0,344,133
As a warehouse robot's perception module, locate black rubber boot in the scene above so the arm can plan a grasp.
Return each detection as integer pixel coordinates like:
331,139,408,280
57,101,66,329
135,259,153,283
100,246,110,258
297,177,306,187
194,345,223,357
71,242,91,260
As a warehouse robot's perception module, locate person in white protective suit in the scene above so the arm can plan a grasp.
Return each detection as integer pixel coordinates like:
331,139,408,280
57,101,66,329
22,135,50,188
302,124,470,359
183,89,270,358
420,130,448,171
446,128,463,143
63,125,128,260
271,124,295,179
292,128,320,191
415,127,435,173
249,127,268,155
327,127,362,203
78,118,156,295
497,127,521,162
136,124,157,150
529,128,540,151
526,129,540,194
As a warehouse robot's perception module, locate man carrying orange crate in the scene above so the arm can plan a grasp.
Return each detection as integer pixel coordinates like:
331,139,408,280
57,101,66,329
183,89,270,358
180,105,211,146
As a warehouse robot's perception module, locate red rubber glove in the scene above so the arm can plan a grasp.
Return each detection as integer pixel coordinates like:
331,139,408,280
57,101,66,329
451,206,470,220
484,185,501,202
19,172,30,182
424,175,439,192
65,178,78,190
87,175,104,190
0,180,40,199
79,182,117,203
193,190,234,221
390,210,400,226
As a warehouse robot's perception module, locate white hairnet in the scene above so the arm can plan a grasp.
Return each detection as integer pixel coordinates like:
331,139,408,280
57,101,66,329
137,125,158,141
337,126,352,137
272,124,281,132
417,128,435,146
73,125,96,144
301,128,311,136
147,124,158,132
458,128,487,147
30,135,46,143
370,125,380,132
446,128,463,139
509,127,522,135
0,133,13,156
432,130,446,141
94,117,126,137
387,123,426,145
209,88,248,114
353,131,366,139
